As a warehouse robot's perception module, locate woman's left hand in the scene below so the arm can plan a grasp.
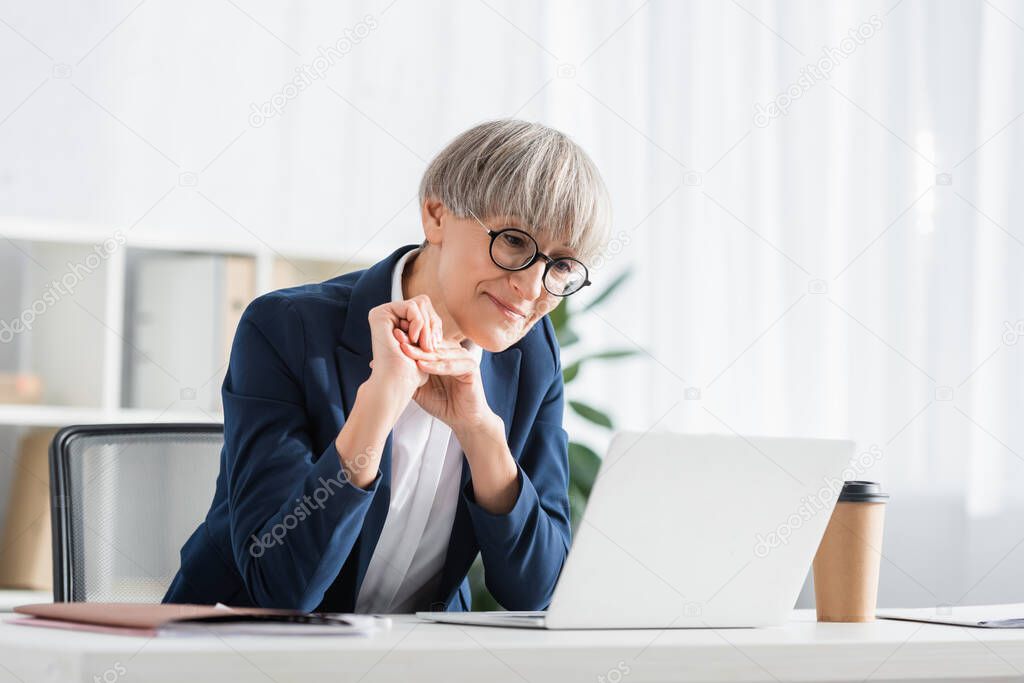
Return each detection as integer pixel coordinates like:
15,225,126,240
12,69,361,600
390,320,500,434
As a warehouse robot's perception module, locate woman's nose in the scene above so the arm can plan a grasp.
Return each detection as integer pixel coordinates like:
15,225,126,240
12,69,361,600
509,260,546,301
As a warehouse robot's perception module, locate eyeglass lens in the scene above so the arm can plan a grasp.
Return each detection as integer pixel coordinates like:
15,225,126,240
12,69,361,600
491,229,587,295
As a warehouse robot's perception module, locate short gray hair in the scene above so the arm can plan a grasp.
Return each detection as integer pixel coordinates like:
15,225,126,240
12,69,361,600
418,119,611,263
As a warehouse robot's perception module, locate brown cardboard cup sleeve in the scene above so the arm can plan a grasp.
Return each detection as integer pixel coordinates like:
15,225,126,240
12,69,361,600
812,481,889,623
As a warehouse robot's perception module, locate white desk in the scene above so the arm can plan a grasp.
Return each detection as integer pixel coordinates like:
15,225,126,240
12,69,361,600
2,609,1024,682
0,590,49,613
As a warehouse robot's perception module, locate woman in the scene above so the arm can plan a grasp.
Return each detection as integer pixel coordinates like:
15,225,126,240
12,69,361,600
163,119,611,613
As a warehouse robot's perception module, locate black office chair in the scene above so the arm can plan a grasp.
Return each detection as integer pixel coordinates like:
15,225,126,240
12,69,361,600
49,423,223,602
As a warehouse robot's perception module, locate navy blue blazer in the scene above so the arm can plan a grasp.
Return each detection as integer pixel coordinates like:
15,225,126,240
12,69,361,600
162,243,571,612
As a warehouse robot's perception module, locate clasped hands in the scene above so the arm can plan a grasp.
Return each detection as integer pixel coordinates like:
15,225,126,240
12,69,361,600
366,294,501,436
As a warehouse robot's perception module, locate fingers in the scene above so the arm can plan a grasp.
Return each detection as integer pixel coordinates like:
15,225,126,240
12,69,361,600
405,301,426,350
393,298,424,351
369,299,440,360
415,298,433,352
395,332,475,376
416,356,476,377
394,329,463,360
398,316,442,349
394,333,475,379
415,297,441,352
431,312,443,348
396,295,444,352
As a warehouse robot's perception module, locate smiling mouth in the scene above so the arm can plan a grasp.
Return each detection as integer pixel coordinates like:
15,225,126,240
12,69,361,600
486,293,526,319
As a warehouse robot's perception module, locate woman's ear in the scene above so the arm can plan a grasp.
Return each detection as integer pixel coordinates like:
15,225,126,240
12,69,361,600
420,198,446,246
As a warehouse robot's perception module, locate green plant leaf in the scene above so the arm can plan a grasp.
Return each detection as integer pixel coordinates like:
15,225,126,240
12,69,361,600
581,269,632,313
548,298,569,331
562,361,581,384
578,348,640,362
569,442,601,498
558,326,580,347
568,481,587,534
569,400,613,429
585,350,638,360
562,349,637,387
467,556,501,612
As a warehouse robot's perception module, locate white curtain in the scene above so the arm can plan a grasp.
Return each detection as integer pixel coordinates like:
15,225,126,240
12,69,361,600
559,0,1024,608
3,0,1023,607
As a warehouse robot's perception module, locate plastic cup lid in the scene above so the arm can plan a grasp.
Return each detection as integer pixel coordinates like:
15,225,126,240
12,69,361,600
839,480,889,503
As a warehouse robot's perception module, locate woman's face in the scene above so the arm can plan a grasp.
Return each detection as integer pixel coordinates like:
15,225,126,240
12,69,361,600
431,207,572,352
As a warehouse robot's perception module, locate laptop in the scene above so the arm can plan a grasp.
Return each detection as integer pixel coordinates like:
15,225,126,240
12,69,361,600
417,430,854,629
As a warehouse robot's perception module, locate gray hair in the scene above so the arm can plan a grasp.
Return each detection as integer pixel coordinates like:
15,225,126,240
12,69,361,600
418,119,611,263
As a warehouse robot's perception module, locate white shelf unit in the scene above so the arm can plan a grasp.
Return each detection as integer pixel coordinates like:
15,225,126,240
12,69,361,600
0,216,382,426
0,405,224,428
0,216,383,574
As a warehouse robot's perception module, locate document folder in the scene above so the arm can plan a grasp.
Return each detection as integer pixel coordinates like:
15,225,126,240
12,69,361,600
12,601,388,636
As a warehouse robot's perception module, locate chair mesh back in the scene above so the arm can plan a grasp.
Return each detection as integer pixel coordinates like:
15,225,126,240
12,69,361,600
53,426,222,602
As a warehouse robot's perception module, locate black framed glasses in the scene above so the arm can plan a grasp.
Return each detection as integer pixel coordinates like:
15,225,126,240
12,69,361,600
468,210,592,297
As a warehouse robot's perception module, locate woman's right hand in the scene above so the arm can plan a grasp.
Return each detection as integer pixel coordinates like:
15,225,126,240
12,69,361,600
336,295,444,488
365,294,443,403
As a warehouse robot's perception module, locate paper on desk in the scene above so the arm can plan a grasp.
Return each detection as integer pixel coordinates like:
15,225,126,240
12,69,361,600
878,603,1024,628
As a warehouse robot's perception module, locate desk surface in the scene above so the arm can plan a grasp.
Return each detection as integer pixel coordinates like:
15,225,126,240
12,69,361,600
0,590,50,613
3,609,1024,682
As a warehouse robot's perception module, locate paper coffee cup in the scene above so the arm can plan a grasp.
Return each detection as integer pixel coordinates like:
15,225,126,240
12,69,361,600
813,481,889,622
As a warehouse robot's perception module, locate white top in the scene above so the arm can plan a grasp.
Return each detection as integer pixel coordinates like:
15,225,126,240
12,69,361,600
354,247,484,614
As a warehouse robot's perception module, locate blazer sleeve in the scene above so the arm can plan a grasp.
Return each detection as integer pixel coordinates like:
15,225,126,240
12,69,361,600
222,294,382,611
461,337,572,610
